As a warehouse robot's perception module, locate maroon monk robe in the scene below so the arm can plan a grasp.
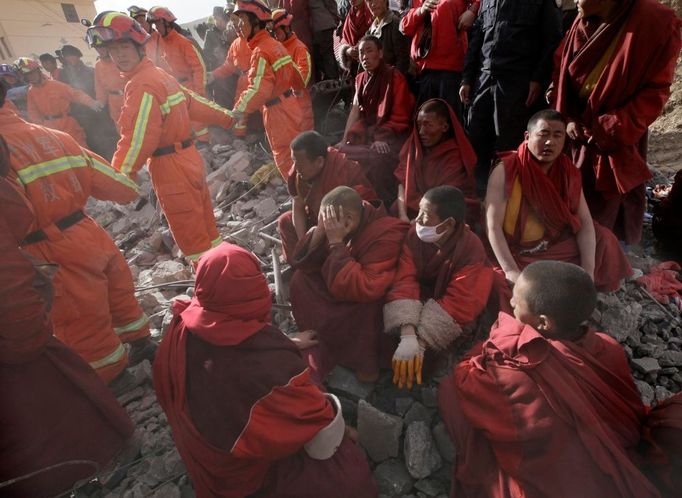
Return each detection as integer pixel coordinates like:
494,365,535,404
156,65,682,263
278,147,377,263
554,0,682,244
341,62,415,205
289,201,409,380
0,175,134,498
341,1,373,48
439,312,660,498
154,243,377,498
499,143,632,292
395,98,478,225
642,393,682,497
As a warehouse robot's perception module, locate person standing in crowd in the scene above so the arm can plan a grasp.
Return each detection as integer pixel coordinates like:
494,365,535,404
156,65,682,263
338,0,373,74
203,7,231,71
92,42,126,130
39,53,61,80
309,0,341,80
400,0,477,115
57,44,96,98
554,0,681,245
366,0,411,76
16,57,102,147
461,0,562,197
128,5,169,69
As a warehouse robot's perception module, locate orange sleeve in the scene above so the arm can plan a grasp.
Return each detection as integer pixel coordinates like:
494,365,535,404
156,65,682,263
183,86,234,128
111,85,163,179
213,40,239,78
82,147,140,204
234,51,276,114
182,38,207,96
63,81,96,107
294,45,312,86
26,89,43,124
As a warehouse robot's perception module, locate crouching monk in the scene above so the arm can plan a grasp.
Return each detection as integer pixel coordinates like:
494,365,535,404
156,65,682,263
154,243,377,498
289,186,409,383
439,261,660,498
0,136,136,498
384,186,494,390
486,109,632,291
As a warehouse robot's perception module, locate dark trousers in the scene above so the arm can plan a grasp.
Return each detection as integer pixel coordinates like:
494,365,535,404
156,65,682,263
417,69,462,122
467,72,532,197
312,28,339,81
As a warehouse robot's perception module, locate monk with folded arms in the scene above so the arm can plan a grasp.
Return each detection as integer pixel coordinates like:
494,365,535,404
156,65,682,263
485,109,631,291
278,131,377,263
289,186,409,383
384,186,494,390
439,261,661,498
154,242,377,498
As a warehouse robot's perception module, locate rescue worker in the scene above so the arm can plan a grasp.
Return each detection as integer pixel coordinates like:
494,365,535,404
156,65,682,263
146,6,210,144
0,83,154,393
38,53,61,80
93,44,126,130
229,0,306,179
272,8,314,131
128,5,168,70
88,12,233,264
15,57,102,147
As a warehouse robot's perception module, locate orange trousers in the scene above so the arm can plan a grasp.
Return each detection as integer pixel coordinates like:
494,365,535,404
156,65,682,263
26,217,150,383
264,93,305,179
45,116,88,147
148,146,221,263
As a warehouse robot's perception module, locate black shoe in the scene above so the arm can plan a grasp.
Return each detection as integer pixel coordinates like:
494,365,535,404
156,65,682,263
108,369,138,397
127,338,157,366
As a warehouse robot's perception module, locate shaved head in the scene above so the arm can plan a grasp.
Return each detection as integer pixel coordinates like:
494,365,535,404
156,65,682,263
320,186,363,215
519,261,597,333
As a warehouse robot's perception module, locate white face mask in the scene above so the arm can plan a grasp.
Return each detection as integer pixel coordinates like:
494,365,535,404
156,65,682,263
416,219,449,243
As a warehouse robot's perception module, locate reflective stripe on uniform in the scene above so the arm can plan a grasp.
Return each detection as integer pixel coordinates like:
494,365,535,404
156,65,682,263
89,343,126,370
114,313,150,335
194,128,209,137
302,52,312,85
184,87,234,117
191,44,208,89
89,154,140,193
121,91,154,176
271,55,293,72
210,236,222,247
236,57,267,113
15,155,88,185
159,90,186,115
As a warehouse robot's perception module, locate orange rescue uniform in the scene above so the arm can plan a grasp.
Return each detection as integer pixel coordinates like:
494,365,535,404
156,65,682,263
146,30,171,71
27,78,97,147
214,36,252,101
112,57,233,263
283,33,314,131
159,29,209,141
0,107,149,383
95,56,126,129
234,30,305,179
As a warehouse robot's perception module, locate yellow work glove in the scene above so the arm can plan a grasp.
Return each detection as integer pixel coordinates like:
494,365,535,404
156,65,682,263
250,162,277,188
392,334,425,390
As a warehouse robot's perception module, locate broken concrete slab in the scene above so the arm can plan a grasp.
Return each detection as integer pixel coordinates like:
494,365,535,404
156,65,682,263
358,399,403,462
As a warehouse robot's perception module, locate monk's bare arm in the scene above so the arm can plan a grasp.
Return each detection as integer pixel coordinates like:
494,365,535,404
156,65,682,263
397,184,409,221
575,190,596,280
292,196,308,241
485,164,520,283
341,103,361,144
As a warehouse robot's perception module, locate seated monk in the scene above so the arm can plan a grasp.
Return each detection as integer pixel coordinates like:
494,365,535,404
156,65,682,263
289,186,409,383
485,109,632,292
384,186,494,390
339,35,415,205
0,136,137,498
153,242,377,498
438,261,661,498
278,131,377,263
395,98,478,227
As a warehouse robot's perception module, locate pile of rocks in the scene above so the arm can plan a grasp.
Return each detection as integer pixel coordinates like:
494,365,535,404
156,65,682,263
78,138,681,498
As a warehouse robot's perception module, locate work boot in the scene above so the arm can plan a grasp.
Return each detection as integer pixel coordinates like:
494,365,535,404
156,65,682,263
127,337,157,366
108,369,138,397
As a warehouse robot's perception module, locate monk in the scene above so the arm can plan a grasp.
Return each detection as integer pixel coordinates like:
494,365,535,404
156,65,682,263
154,242,377,498
337,0,373,73
554,0,682,244
485,109,632,292
438,260,660,498
395,99,478,226
277,131,377,263
384,186,494,390
340,35,414,205
289,186,409,382
0,136,137,498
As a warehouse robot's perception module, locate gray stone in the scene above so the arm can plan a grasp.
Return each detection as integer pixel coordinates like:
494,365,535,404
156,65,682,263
421,386,439,408
600,301,642,342
253,197,278,218
655,386,674,403
659,350,682,367
395,397,414,416
139,260,191,286
152,483,181,498
635,380,655,405
373,459,414,496
327,366,375,400
404,402,433,426
631,357,661,375
358,400,403,462
415,478,446,497
404,421,442,479
432,422,456,463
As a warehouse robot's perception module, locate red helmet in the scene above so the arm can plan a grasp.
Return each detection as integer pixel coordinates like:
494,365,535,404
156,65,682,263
233,0,272,22
13,57,41,74
87,11,150,46
272,9,292,28
146,6,177,23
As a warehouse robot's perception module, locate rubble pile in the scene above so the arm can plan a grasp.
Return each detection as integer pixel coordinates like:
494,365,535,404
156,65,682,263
79,138,681,498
